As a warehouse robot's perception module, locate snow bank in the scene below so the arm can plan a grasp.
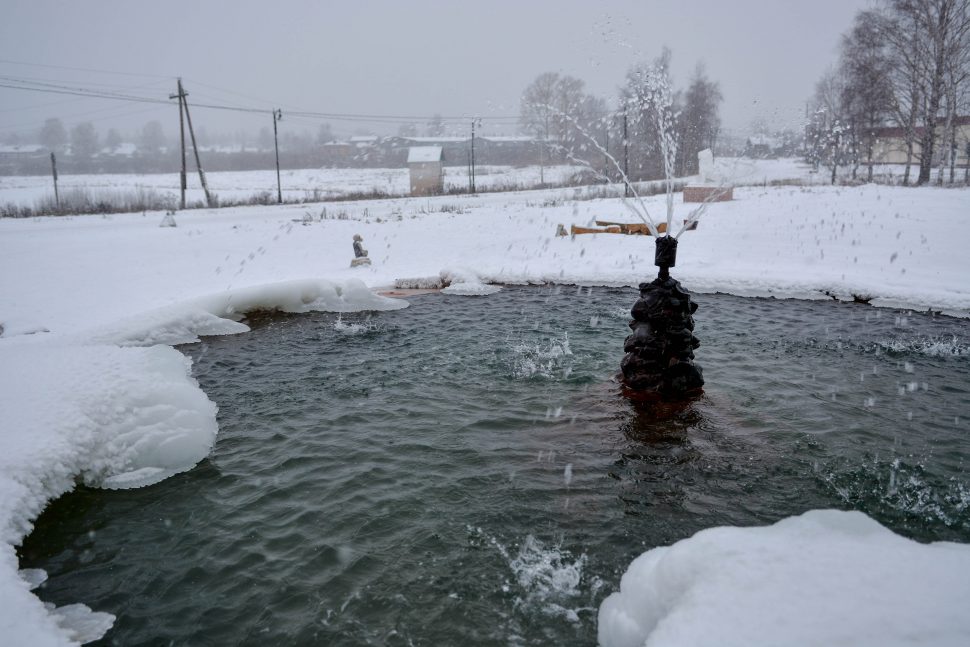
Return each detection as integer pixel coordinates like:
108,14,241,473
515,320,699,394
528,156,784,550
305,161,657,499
0,278,409,645
598,509,970,647
91,277,408,346
0,340,212,644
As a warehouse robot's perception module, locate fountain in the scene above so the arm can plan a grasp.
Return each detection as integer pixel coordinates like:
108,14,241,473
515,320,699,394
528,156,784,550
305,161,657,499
526,62,721,400
620,235,704,398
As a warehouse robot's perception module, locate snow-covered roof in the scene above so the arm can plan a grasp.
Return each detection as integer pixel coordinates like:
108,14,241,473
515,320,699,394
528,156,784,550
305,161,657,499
407,146,443,163
403,136,468,144
198,145,262,154
0,144,44,154
100,143,138,156
350,136,379,143
747,134,780,148
481,136,533,143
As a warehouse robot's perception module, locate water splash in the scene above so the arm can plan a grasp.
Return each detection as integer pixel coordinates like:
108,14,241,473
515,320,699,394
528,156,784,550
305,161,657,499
869,336,968,357
332,315,383,336
816,456,970,530
507,332,573,380
471,528,600,624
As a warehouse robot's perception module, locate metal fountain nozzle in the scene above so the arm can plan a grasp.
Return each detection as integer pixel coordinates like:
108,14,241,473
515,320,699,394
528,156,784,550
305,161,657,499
655,235,678,279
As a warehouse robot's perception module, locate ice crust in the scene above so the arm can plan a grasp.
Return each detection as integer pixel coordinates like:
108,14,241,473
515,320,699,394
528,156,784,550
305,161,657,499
0,279,407,645
440,267,503,296
598,509,970,647
93,277,407,346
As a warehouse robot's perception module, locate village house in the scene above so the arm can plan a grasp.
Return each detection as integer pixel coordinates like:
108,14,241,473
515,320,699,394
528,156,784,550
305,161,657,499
869,116,970,167
0,144,46,174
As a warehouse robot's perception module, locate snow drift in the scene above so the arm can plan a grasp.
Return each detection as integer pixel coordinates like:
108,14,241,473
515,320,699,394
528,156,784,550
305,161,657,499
598,509,970,647
91,278,408,346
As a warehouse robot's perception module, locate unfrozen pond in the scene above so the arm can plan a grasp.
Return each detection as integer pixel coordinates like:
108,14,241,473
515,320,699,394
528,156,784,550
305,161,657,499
20,287,970,645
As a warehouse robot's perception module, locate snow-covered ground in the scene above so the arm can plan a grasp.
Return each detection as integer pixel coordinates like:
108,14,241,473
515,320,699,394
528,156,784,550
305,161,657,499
0,164,587,208
1,178,970,644
0,157,911,212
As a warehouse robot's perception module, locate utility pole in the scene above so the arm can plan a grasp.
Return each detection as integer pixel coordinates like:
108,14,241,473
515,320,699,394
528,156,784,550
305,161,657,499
272,109,283,204
537,136,544,185
470,118,478,194
623,111,630,197
50,152,59,210
169,79,188,210
178,80,213,207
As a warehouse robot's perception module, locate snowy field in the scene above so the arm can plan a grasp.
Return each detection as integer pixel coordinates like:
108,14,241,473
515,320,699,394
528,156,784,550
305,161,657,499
0,164,587,208
0,157,909,212
2,179,970,644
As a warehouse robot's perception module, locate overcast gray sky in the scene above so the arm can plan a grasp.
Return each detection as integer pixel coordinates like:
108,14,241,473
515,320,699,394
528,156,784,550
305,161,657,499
1,0,874,140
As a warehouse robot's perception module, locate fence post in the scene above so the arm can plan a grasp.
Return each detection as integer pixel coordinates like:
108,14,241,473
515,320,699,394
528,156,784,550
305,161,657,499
50,152,59,210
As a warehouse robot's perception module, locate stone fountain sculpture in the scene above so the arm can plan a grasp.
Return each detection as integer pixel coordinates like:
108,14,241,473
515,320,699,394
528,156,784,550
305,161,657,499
620,235,704,399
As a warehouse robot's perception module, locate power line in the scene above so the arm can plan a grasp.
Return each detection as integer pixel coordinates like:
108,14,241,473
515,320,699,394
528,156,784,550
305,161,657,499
0,77,523,126
0,72,171,94
0,81,170,106
0,58,172,80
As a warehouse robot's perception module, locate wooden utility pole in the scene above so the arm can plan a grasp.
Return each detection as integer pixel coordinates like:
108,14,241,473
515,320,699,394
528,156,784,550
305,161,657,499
169,80,188,209
49,152,59,210
272,109,283,204
179,80,213,206
470,118,477,194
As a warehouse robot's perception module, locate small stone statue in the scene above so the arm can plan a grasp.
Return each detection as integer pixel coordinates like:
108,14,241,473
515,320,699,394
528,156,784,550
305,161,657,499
351,234,372,267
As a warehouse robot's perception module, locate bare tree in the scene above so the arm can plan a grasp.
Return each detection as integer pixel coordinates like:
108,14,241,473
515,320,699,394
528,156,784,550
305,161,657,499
520,72,602,153
520,71,559,144
840,10,895,181
70,122,99,162
257,126,274,151
888,0,970,184
397,123,418,138
621,48,675,181
139,121,166,156
878,3,928,184
810,68,853,183
316,123,334,145
678,63,722,175
104,128,122,152
940,1,970,182
39,117,67,154
425,114,445,137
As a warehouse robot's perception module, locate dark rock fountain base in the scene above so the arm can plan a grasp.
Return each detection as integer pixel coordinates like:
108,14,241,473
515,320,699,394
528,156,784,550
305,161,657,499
620,236,704,400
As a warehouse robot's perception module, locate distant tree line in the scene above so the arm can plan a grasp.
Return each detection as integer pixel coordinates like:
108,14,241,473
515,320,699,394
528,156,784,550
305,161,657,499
807,0,970,185
1,118,343,175
4,53,726,180
518,47,723,182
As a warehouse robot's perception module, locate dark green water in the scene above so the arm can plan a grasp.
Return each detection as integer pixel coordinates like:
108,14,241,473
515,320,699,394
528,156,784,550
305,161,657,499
20,287,970,646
